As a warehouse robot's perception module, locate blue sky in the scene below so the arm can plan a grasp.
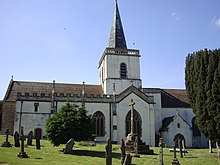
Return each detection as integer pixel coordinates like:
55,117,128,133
0,0,220,99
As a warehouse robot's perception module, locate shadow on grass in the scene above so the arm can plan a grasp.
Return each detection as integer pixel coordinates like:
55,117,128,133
184,156,198,158
67,149,121,159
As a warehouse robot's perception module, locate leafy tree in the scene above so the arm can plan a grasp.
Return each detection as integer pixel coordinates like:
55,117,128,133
46,103,94,146
185,48,220,141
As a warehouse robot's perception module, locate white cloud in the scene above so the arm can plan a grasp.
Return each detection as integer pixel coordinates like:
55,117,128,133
212,16,220,27
171,12,180,21
215,18,220,27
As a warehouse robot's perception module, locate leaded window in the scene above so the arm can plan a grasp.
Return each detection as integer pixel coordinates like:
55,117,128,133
93,111,105,137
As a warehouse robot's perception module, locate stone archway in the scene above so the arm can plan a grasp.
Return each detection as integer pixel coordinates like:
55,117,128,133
125,109,142,137
173,133,186,148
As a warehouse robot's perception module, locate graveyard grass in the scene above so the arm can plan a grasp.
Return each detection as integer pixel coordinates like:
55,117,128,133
0,135,218,165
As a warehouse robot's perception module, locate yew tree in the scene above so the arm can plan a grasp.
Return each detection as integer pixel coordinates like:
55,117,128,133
185,48,220,141
46,103,94,146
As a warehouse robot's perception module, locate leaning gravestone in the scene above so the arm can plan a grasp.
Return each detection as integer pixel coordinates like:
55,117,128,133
27,131,34,145
123,154,132,165
105,138,112,165
14,131,20,147
1,129,12,147
120,139,126,165
64,138,75,154
17,126,29,158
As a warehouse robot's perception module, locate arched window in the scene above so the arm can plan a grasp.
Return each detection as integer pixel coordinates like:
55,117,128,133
92,111,105,137
120,63,127,78
192,117,201,136
125,109,142,137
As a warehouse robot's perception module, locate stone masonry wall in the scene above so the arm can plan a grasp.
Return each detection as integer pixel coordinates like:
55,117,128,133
0,101,16,135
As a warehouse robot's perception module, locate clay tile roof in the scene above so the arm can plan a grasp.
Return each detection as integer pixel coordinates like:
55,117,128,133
143,88,190,108
5,81,103,100
161,89,190,108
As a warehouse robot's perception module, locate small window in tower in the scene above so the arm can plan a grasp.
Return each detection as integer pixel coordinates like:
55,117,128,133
34,103,39,112
120,63,127,78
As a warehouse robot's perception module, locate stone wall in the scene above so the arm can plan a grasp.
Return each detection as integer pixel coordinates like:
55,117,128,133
0,101,16,135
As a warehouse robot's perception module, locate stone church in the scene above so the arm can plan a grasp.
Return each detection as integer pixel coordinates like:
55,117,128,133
0,1,208,148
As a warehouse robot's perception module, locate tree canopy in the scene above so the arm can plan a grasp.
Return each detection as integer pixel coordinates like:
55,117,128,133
185,48,220,141
46,103,94,146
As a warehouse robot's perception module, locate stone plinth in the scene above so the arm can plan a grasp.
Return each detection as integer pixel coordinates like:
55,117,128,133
125,134,154,155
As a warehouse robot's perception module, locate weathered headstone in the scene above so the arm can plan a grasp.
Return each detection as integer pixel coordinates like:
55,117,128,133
178,139,183,158
120,139,126,165
105,138,112,165
123,154,132,165
170,140,180,165
36,139,41,150
27,131,34,145
14,131,20,147
1,129,12,147
209,140,213,153
64,138,75,154
134,136,140,157
159,138,164,165
17,126,29,158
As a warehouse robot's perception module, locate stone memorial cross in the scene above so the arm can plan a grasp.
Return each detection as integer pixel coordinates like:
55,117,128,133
1,129,12,147
17,126,29,158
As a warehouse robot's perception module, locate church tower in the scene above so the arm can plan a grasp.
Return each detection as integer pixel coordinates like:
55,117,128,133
98,0,142,95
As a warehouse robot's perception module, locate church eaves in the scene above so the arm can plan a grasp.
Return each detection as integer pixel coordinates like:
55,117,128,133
108,0,127,49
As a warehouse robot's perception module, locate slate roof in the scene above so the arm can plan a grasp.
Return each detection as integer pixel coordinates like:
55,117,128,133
143,88,190,108
160,116,175,131
160,113,192,131
108,0,127,49
4,80,103,101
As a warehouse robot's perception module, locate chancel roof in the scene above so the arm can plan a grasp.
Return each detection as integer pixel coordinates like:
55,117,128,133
4,80,103,101
108,0,127,49
143,88,190,108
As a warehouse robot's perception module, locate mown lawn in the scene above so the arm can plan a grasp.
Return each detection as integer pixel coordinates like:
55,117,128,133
0,135,218,165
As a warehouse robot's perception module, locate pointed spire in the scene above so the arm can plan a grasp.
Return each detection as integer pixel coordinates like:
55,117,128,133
108,0,127,49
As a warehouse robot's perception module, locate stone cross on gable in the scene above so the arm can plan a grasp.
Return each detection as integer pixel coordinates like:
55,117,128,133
129,99,135,135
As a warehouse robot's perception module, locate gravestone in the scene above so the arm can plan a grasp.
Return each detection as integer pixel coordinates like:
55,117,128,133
14,131,20,147
64,138,75,154
134,136,140,157
170,141,180,165
17,126,29,158
27,131,34,145
209,140,213,153
120,139,126,165
105,138,112,165
36,139,41,150
159,138,164,165
123,154,132,165
1,129,12,147
178,139,183,158
35,129,41,150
